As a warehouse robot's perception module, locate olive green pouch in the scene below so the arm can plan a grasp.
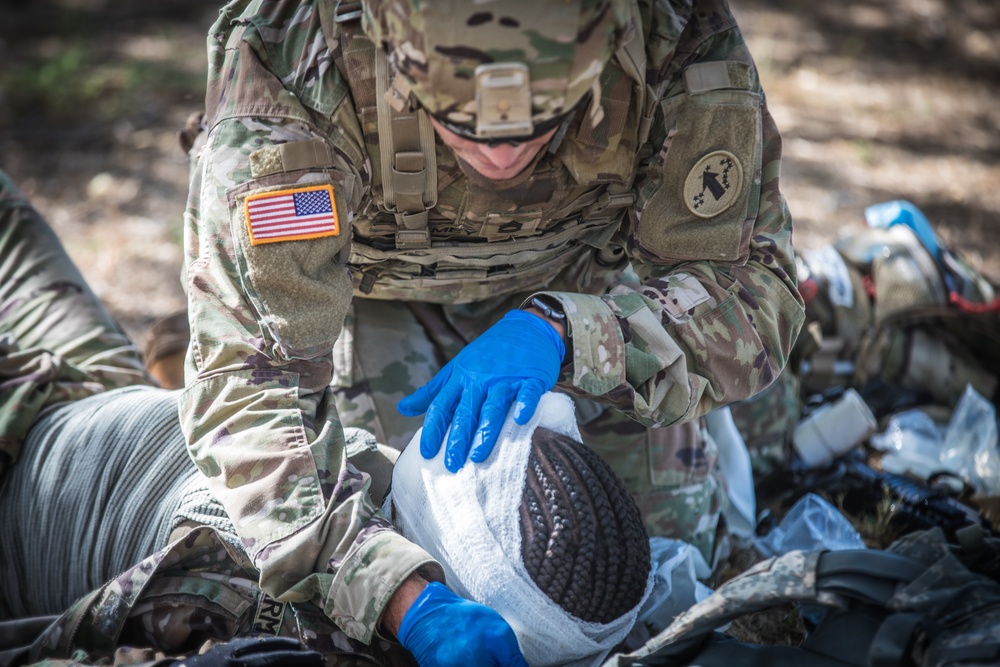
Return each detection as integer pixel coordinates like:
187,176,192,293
637,62,762,264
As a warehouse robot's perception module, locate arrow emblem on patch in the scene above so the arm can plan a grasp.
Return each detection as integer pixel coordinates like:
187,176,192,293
684,151,743,218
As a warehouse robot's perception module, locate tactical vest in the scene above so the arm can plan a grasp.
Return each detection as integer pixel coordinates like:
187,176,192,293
330,1,653,304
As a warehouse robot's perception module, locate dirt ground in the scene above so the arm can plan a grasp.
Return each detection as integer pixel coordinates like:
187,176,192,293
2,0,999,345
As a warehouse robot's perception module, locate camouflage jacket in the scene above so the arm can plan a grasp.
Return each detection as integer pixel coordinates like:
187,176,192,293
181,0,803,644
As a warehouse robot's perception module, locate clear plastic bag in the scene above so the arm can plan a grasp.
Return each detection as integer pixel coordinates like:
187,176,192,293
637,538,713,634
755,493,866,557
870,408,947,479
705,406,756,542
940,385,1000,495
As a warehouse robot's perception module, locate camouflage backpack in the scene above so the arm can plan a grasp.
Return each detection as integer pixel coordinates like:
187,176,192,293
730,201,1000,476
603,527,1000,667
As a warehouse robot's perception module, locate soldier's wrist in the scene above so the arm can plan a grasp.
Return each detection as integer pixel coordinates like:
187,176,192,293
523,295,569,349
382,573,429,638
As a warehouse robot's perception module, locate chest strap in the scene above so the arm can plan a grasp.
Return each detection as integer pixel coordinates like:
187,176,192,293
335,3,437,250
375,49,438,250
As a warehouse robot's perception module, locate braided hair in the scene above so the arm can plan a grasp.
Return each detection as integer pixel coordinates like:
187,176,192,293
520,427,651,624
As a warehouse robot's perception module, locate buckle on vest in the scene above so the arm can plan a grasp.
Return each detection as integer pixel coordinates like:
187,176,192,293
597,191,636,210
395,229,431,250
358,269,379,294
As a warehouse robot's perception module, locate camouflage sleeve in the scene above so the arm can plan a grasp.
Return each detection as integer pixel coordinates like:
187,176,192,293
180,86,439,646
538,11,804,427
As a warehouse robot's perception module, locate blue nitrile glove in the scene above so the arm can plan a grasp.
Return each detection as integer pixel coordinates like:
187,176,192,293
174,637,323,667
397,309,564,472
398,582,528,667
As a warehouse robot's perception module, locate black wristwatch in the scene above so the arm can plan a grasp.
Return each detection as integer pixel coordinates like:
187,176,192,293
526,295,566,324
525,295,570,359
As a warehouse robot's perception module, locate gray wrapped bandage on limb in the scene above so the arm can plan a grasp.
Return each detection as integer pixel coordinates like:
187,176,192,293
0,386,234,619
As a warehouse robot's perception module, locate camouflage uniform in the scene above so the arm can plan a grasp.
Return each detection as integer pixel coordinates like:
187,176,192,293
17,527,417,667
0,169,153,478
181,0,802,642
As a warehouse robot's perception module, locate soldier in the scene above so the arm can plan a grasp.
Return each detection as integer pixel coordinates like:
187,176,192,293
0,168,523,665
176,0,802,662
0,172,650,665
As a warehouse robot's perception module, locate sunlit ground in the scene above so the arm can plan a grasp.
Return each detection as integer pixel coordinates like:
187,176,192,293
1,0,998,339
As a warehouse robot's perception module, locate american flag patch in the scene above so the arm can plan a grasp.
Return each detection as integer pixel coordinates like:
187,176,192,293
244,184,339,245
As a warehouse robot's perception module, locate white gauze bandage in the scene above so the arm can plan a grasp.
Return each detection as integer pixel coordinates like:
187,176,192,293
385,392,651,667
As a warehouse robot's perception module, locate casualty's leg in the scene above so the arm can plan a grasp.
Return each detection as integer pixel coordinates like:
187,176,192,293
0,170,155,474
0,170,181,618
0,170,152,389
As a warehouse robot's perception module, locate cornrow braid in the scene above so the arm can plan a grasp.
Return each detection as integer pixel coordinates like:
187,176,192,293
520,427,651,624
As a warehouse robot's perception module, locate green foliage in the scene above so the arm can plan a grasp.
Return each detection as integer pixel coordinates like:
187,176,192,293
0,39,203,123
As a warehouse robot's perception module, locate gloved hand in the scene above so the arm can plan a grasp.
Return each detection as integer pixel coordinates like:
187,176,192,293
174,637,323,667
397,309,564,472
398,582,528,667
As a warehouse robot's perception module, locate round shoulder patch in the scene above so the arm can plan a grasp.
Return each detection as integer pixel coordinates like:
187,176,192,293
683,151,743,218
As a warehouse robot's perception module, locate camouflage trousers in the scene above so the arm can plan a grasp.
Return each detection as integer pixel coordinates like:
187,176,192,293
0,170,154,476
331,296,727,562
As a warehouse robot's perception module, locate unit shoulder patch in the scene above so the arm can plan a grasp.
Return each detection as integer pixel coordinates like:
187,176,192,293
245,184,339,245
683,150,743,218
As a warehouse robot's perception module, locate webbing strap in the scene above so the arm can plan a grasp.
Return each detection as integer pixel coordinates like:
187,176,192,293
683,61,754,95
816,550,925,607
375,49,437,249
867,613,925,667
613,2,655,148
818,550,925,583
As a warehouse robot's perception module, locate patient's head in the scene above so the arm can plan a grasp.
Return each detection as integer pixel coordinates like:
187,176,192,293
388,392,652,666
521,427,651,623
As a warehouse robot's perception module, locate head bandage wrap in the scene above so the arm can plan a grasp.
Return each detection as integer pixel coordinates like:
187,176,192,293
386,393,652,667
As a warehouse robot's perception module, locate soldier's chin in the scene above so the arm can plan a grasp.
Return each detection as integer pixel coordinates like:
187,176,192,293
455,154,540,190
